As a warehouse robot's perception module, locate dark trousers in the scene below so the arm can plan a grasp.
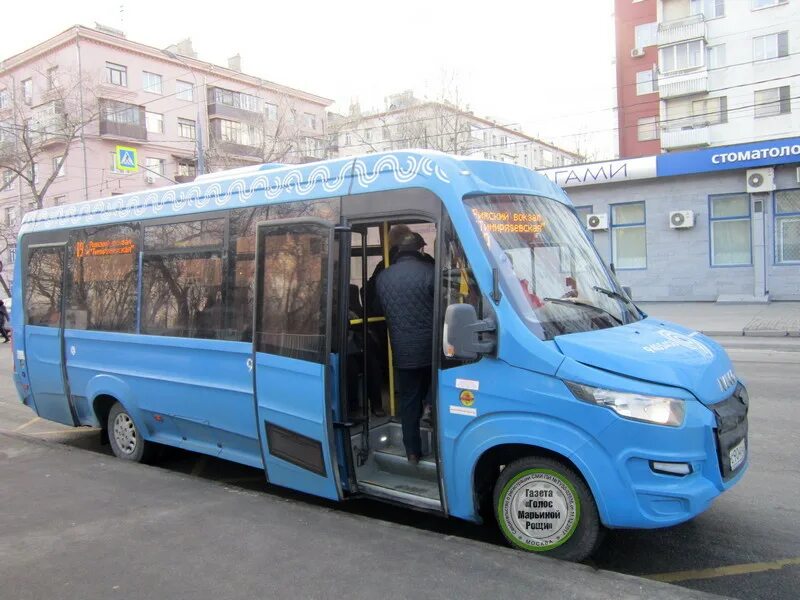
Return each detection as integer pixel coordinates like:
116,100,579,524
397,366,431,457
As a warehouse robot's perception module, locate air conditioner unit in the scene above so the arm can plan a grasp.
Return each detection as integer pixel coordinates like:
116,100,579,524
746,167,775,193
630,47,645,58
144,173,156,184
669,210,695,229
586,213,608,231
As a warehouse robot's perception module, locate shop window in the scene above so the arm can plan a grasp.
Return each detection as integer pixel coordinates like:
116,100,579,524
66,224,139,332
775,189,800,264
710,194,751,266
611,202,646,269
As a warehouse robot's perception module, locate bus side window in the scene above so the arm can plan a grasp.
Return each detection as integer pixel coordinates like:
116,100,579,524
66,224,139,333
441,217,483,367
25,246,65,327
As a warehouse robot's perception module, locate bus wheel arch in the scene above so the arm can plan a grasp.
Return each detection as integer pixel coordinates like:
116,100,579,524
90,390,156,464
474,444,604,561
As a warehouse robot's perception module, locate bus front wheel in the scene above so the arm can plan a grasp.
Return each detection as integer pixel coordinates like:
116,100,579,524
493,456,602,562
108,402,156,463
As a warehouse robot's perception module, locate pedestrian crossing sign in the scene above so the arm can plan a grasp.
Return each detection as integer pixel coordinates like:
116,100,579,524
115,146,138,172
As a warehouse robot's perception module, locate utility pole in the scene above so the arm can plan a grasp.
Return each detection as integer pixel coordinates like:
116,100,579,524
162,50,205,176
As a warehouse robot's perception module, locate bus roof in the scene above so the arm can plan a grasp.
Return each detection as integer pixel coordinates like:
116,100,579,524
19,150,571,234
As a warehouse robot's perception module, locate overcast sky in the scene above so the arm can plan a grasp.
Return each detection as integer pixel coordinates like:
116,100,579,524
3,0,618,159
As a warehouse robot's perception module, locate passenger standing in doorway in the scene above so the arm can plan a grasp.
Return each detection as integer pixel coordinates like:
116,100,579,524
376,232,434,465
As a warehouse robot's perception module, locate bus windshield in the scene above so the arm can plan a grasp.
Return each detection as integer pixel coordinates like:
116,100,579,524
465,194,642,340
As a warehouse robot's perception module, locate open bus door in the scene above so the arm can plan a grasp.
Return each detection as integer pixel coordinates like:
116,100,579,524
23,243,77,426
252,218,343,500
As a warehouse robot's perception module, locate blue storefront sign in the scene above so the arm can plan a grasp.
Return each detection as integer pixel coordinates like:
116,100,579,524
657,136,800,177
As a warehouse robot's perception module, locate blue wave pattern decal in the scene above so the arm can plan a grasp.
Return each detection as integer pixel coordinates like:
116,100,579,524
21,153,451,232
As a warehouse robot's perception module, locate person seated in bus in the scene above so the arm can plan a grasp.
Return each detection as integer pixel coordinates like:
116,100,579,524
376,232,434,465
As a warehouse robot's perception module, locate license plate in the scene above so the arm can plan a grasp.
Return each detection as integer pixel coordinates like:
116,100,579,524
729,438,746,471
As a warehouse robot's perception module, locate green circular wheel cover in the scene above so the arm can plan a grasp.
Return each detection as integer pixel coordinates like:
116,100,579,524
497,468,581,552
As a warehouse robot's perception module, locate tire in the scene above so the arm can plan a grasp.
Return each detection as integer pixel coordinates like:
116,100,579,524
107,402,156,463
493,456,601,562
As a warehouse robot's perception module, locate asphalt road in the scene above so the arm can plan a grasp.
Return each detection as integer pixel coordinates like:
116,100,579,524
1,337,798,599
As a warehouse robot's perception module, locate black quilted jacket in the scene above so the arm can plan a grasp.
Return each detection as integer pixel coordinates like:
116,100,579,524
376,252,435,368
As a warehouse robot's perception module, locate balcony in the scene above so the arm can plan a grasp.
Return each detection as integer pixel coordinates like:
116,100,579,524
658,69,709,98
658,14,706,46
661,125,710,150
98,99,147,141
207,87,261,121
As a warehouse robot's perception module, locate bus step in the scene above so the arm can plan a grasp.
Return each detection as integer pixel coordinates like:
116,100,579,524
372,449,438,482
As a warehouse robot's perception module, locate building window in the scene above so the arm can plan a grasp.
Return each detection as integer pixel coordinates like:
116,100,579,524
241,93,261,112
1,170,13,192
30,162,39,184
145,111,164,134
636,70,656,95
220,119,242,143
178,118,196,139
21,78,33,105
634,22,658,48
144,157,166,176
775,189,800,264
101,99,141,125
51,195,65,206
752,0,787,8
710,194,751,266
241,123,263,147
0,88,8,109
142,71,163,94
176,80,193,101
110,152,123,174
46,66,59,90
692,96,728,125
611,202,646,269
637,116,659,141
690,0,725,18
660,40,704,73
177,160,196,178
264,102,277,121
52,155,66,177
754,31,789,61
754,86,791,117
706,44,726,69
105,62,127,87
4,206,16,226
304,112,316,130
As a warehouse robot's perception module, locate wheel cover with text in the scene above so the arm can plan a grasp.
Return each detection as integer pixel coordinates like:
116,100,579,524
497,468,581,551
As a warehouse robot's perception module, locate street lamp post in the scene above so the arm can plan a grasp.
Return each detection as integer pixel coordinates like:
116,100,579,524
163,50,205,176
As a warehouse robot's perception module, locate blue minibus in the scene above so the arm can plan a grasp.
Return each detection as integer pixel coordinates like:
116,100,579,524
12,151,748,561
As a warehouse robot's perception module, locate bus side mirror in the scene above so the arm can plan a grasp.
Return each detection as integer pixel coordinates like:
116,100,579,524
443,304,496,360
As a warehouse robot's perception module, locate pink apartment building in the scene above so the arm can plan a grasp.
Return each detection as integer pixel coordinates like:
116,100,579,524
0,24,333,286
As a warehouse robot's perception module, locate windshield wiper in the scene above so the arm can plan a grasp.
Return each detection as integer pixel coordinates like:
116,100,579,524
542,297,623,326
592,285,633,305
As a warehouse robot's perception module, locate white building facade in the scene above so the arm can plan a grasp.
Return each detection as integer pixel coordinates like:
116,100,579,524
331,94,581,169
630,0,799,152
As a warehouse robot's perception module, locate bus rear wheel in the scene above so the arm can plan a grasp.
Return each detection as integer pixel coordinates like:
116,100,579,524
108,402,156,463
493,456,601,562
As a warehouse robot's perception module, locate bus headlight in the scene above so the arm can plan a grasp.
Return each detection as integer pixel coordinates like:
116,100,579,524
566,382,685,427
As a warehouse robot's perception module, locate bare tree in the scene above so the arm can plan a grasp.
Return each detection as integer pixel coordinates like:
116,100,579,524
0,65,101,211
